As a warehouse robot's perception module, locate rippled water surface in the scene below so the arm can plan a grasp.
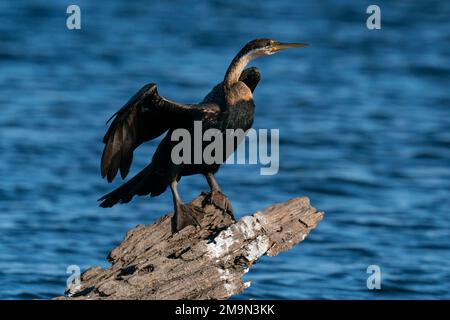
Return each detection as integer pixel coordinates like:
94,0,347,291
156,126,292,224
1,0,449,299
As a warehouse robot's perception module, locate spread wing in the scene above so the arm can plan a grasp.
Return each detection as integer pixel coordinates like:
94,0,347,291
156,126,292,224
101,68,260,183
101,83,211,182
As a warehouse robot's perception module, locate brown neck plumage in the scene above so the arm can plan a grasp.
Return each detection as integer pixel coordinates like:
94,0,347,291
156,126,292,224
224,48,264,89
224,54,252,88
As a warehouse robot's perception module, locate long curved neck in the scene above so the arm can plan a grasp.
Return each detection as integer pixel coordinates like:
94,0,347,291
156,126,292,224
224,53,252,88
224,48,265,89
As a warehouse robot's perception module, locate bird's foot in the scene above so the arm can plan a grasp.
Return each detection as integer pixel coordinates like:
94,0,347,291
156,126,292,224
172,203,205,233
203,190,235,221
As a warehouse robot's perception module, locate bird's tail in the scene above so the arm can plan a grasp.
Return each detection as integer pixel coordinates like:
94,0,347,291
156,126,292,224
98,164,167,208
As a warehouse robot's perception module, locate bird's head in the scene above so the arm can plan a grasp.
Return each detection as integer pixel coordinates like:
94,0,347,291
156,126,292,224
237,38,308,60
225,38,308,85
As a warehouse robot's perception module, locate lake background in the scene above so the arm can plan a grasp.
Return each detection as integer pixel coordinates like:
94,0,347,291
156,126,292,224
0,0,449,299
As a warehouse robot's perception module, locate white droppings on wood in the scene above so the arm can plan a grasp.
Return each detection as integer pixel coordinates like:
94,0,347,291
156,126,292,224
255,213,268,226
244,235,270,261
206,228,236,258
206,215,270,262
218,268,237,296
237,216,261,239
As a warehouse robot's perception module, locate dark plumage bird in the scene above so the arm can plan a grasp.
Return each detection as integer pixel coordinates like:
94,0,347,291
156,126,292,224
99,39,307,232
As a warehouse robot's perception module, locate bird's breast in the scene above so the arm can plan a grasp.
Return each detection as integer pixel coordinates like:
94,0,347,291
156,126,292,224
223,99,255,131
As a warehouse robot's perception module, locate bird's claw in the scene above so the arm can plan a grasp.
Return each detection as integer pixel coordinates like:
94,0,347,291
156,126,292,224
172,203,204,233
204,190,235,221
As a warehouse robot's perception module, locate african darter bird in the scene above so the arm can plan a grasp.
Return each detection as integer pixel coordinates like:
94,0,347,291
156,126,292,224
99,39,307,232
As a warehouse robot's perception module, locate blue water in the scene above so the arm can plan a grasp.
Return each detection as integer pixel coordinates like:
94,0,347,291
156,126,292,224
1,0,449,300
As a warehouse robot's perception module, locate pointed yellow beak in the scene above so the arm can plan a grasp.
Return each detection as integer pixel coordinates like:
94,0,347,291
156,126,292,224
271,42,309,52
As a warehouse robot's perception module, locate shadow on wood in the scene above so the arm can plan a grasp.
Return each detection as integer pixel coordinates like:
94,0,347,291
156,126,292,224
55,193,324,299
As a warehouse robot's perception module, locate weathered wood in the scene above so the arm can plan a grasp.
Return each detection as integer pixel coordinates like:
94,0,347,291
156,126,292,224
55,193,324,300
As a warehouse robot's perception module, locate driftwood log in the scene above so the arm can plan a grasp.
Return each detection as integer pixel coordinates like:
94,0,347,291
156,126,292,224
56,193,323,300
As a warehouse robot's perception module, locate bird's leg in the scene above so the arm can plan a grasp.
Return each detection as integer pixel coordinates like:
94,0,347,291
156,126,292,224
170,180,204,233
204,172,235,220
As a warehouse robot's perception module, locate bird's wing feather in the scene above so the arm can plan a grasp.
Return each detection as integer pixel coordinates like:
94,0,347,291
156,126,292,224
241,67,261,92
101,83,213,182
